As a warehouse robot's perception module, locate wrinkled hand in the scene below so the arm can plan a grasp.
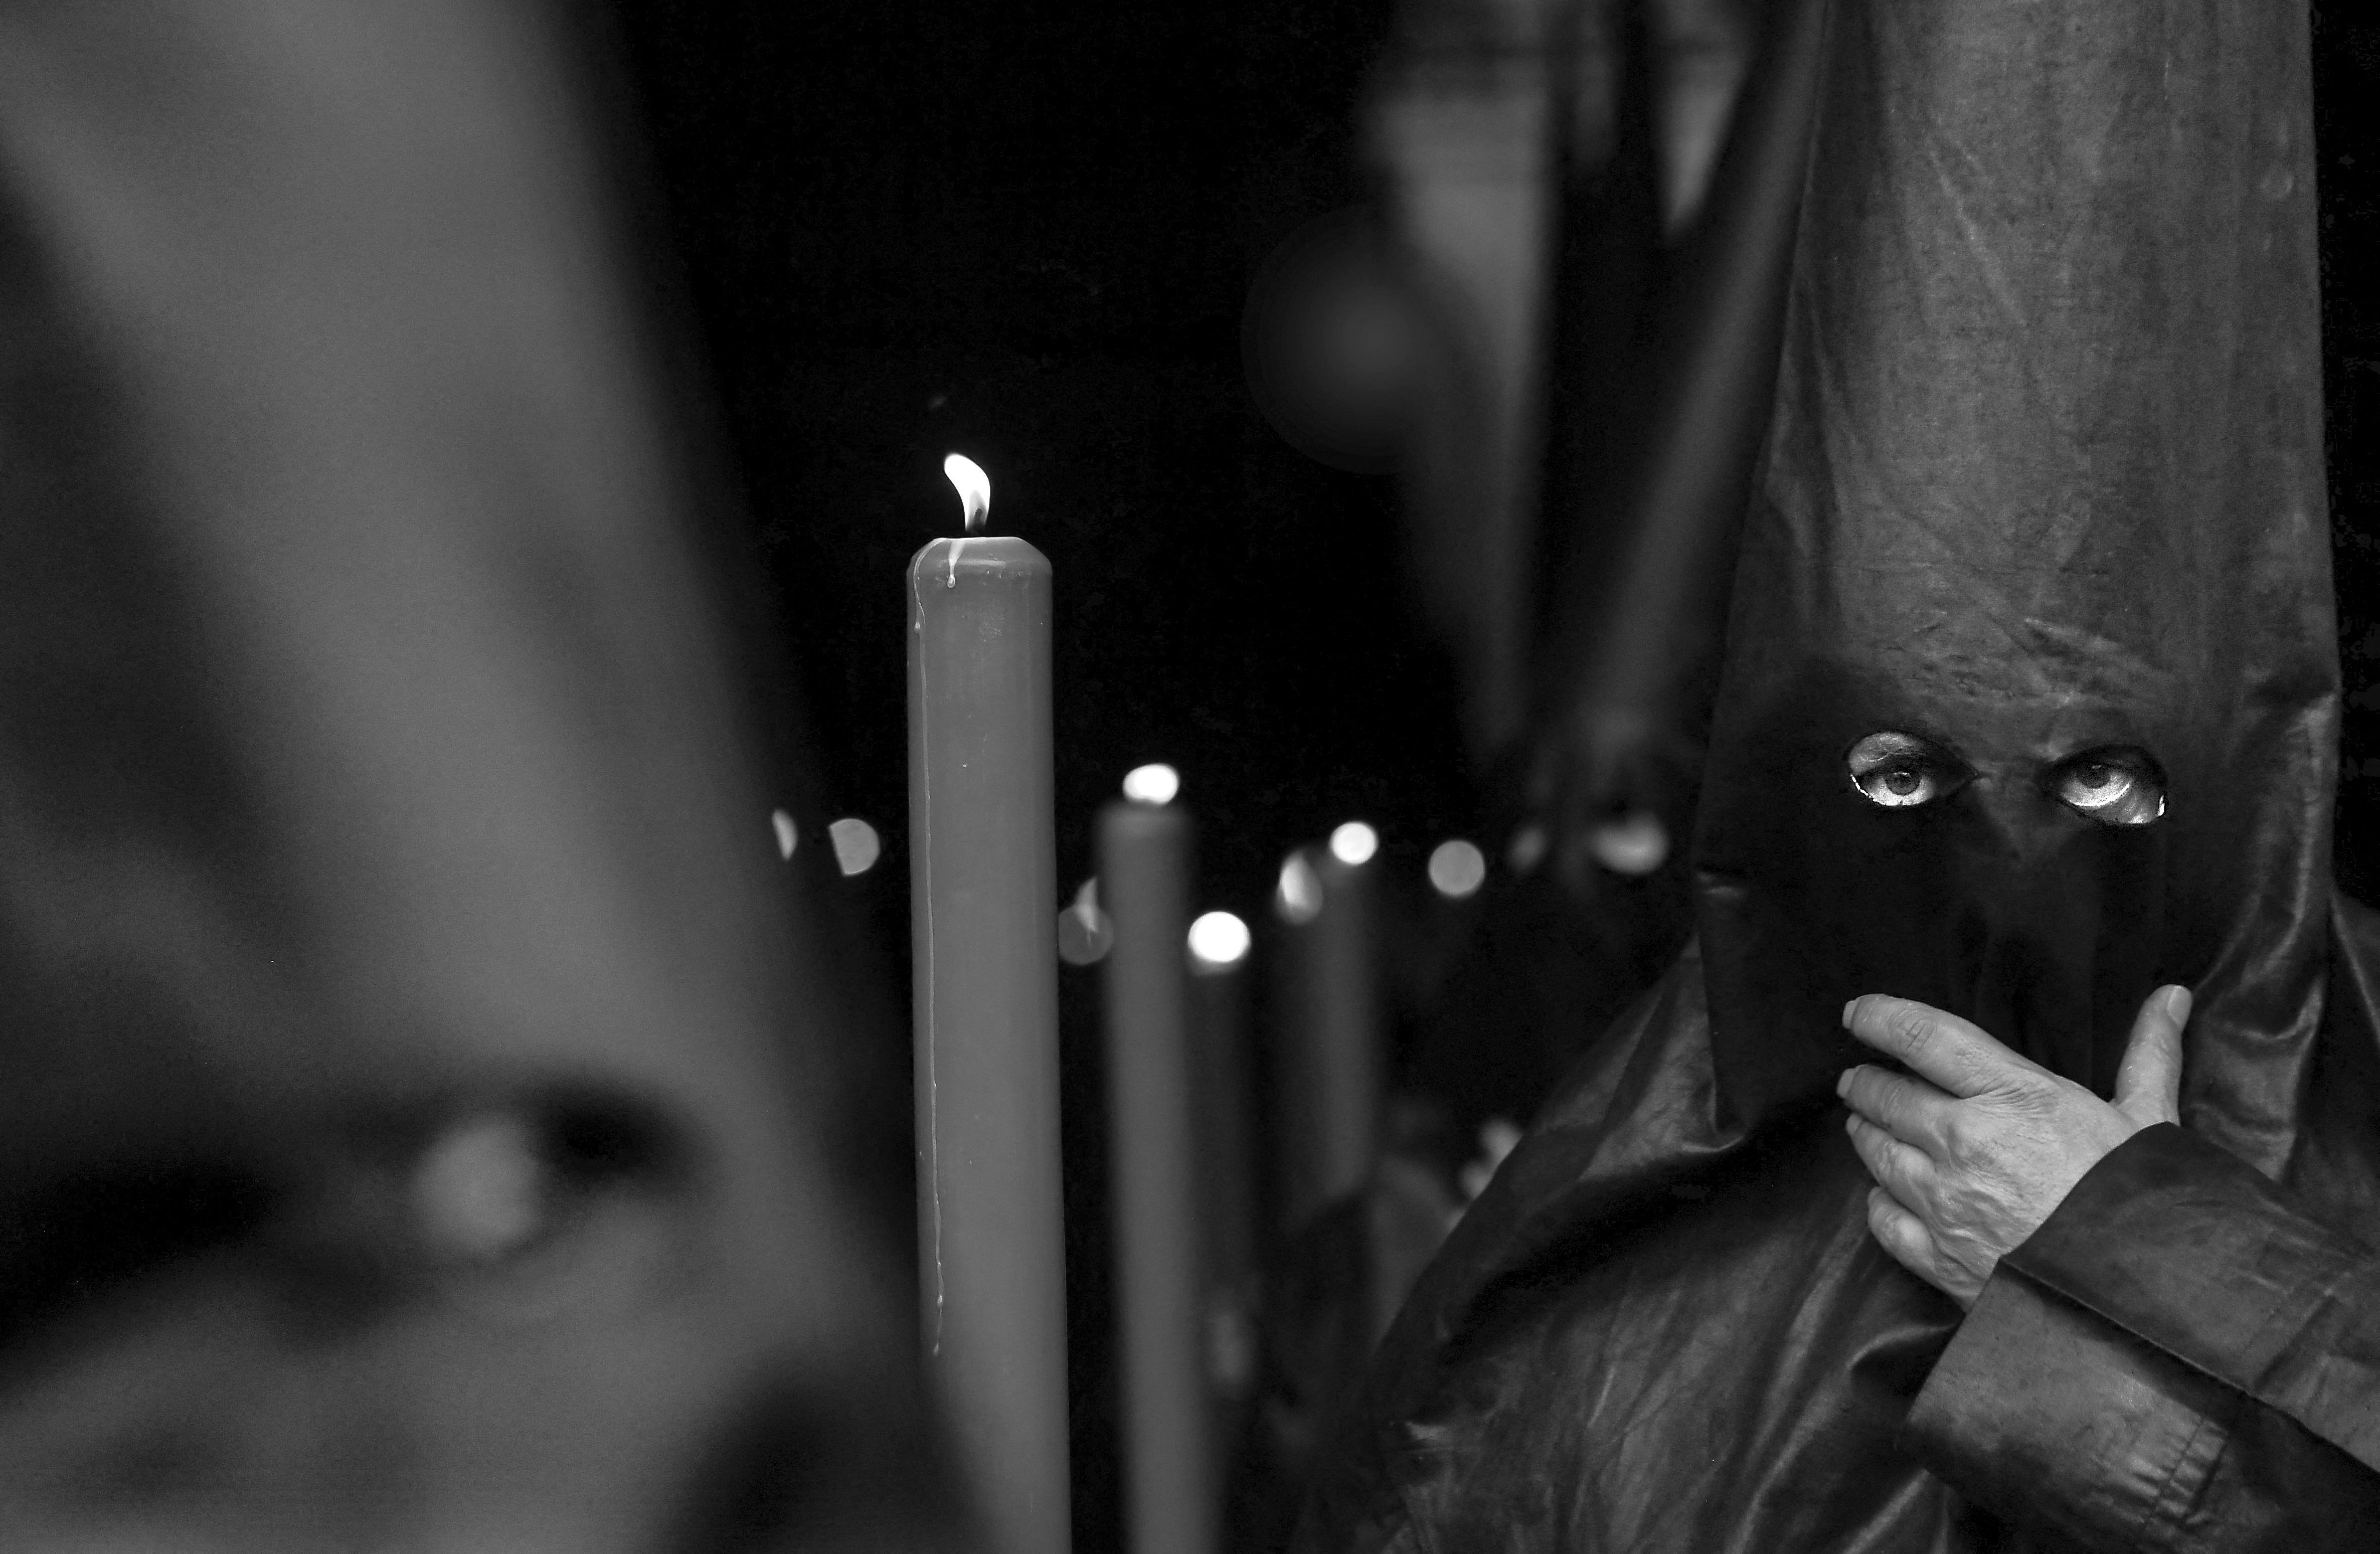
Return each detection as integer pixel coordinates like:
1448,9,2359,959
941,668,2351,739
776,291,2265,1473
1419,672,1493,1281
1837,985,2191,1308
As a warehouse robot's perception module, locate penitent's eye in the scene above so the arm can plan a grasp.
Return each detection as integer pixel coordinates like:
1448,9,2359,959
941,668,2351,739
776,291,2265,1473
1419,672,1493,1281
2050,749,2166,826
1846,732,1964,810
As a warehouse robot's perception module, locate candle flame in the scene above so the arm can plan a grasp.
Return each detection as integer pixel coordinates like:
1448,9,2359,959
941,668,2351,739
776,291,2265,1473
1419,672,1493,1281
943,453,990,534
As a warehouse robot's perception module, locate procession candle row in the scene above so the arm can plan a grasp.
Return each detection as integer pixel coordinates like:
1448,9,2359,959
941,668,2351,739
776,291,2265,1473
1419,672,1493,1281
906,455,1387,1554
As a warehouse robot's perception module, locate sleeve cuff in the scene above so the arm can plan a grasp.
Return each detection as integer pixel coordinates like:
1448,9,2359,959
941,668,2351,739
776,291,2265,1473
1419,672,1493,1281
1905,1122,2380,1547
1905,1258,2235,1547
1998,1122,2380,1469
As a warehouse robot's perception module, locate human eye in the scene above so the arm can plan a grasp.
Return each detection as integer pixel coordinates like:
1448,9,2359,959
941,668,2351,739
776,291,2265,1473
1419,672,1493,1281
2049,748,2165,826
1845,732,1963,810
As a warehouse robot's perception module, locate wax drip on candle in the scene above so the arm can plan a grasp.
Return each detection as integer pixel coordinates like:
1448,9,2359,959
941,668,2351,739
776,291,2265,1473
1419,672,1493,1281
942,453,991,587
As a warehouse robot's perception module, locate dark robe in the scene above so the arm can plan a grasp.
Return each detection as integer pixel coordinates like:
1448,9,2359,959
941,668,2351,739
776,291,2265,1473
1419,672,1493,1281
1304,920,2380,1551
1297,0,2380,1548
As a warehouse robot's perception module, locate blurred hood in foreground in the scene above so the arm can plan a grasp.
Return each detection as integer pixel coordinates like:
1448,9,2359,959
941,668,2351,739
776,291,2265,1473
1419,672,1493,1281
0,4,966,1550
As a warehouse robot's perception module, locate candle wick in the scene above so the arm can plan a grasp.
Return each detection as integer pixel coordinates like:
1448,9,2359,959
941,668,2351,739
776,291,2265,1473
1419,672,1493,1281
946,537,966,589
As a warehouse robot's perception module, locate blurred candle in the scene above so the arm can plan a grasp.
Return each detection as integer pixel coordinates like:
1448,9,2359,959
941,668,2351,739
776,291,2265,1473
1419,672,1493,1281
1271,835,1384,1231
909,454,1068,1554
1099,771,1217,1554
1186,912,1261,1428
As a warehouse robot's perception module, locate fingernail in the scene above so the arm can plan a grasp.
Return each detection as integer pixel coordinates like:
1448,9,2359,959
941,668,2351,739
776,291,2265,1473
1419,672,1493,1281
1841,999,1857,1029
1835,1068,1853,1098
2164,984,2193,1023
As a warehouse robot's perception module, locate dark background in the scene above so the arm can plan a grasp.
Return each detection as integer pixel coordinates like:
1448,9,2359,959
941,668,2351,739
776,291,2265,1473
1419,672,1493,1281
606,2,2380,1544
605,0,2380,927
2317,7,2380,903
609,0,1462,926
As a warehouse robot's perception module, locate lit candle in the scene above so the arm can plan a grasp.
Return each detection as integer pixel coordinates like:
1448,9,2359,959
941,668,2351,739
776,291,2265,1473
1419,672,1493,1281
909,453,1069,1554
1271,827,1385,1232
1098,767,1217,1554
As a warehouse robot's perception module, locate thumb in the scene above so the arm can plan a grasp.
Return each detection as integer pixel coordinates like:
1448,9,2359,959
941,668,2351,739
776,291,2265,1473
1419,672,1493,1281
2113,984,2190,1127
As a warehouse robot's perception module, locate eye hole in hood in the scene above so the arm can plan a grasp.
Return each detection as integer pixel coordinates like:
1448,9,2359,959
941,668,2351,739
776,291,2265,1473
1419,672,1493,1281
1845,731,1967,809
2049,747,2166,826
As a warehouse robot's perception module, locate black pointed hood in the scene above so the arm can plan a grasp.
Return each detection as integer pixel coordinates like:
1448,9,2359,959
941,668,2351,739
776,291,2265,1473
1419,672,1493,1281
1694,0,2336,1170
1298,7,2365,1552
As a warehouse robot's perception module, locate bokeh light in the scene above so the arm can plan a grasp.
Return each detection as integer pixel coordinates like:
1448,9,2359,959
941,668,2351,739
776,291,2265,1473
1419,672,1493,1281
1242,207,1419,473
770,809,798,861
1276,852,1323,924
1121,763,1180,805
1328,820,1379,867
1187,910,1252,969
1589,812,1670,877
1057,878,1113,966
1427,838,1487,899
828,817,882,877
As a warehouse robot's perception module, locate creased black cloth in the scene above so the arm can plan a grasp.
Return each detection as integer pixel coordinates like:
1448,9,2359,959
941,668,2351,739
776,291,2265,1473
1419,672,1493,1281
1694,0,2336,1146
1909,1108,2380,1548
1296,0,2360,1547
1301,908,2380,1553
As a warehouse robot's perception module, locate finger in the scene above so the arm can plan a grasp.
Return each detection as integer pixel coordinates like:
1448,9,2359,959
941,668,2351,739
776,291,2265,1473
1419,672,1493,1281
1864,1185,1957,1297
1841,994,2039,1100
1845,1113,1937,1209
1837,1064,1958,1156
2114,983,2190,1128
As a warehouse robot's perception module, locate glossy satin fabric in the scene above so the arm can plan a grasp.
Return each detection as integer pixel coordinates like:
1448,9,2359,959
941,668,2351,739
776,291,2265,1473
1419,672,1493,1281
1307,942,1980,1552
1303,909,2380,1553
1694,0,2336,1144
1297,0,2363,1548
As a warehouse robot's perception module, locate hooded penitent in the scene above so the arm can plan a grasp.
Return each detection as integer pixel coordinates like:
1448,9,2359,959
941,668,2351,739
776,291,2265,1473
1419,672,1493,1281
1299,2,2380,1549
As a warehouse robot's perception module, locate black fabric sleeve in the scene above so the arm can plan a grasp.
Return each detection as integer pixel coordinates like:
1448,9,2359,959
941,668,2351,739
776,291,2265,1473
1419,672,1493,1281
1903,1123,2380,1552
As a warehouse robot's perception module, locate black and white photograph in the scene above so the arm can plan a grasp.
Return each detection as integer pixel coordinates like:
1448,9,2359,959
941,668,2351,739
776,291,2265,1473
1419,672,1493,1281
1,2,2377,1550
